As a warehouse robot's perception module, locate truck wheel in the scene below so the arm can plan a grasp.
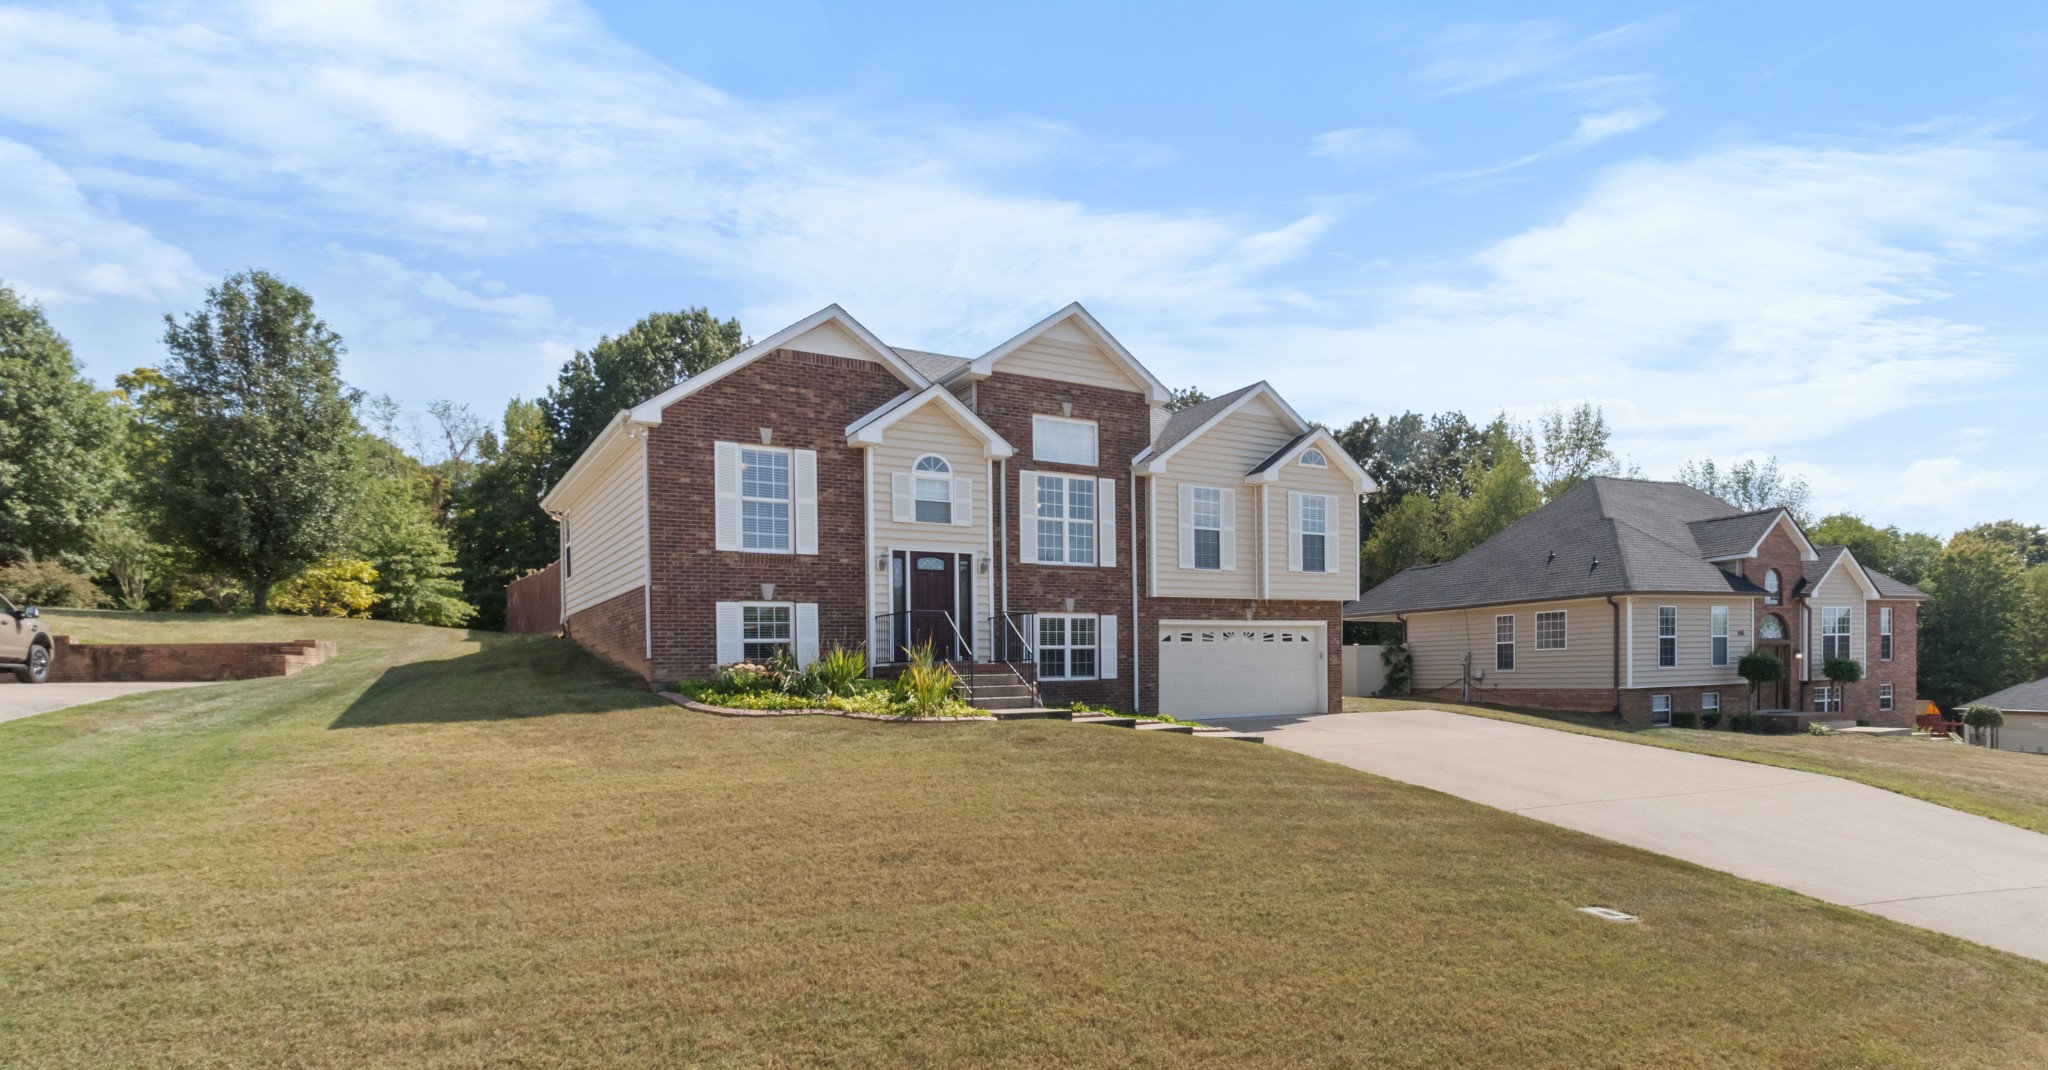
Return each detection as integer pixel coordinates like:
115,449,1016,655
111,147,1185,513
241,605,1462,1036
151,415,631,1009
16,643,49,684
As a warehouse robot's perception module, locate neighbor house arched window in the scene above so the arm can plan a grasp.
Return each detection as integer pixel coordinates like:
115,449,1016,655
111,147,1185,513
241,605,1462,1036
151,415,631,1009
914,455,952,524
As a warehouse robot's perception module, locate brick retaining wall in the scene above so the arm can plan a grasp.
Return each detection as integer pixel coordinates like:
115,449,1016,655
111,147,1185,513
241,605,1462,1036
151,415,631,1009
9,637,339,683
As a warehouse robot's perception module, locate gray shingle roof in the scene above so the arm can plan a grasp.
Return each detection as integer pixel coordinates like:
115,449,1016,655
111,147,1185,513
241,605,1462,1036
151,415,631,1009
1689,510,1782,559
1143,383,1262,457
1800,545,1928,601
1346,477,1767,618
1247,432,1313,476
1965,677,2048,714
1865,566,1927,600
892,347,968,381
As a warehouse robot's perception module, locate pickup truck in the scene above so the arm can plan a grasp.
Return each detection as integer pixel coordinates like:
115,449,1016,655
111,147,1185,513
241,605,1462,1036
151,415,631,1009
0,594,52,683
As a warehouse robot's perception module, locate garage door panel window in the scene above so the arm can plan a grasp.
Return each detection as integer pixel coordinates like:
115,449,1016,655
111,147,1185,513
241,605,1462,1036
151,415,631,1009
1038,614,1097,680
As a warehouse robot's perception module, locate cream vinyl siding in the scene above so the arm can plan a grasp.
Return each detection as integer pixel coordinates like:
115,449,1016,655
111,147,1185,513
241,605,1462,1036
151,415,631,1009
994,319,1147,393
782,320,879,361
1266,459,1359,601
1630,596,1752,686
560,437,648,615
866,403,993,656
1406,599,1616,693
1810,565,1868,666
1150,403,1297,598
1997,712,2048,755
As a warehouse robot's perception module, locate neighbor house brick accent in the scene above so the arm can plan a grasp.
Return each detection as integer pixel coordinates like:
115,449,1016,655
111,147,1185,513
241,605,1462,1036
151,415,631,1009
30,638,336,684
564,585,650,680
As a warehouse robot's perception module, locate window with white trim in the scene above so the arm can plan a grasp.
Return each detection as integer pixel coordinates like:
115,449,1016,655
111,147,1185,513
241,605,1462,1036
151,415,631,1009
1300,494,1328,573
1032,415,1098,466
1880,607,1893,661
1657,606,1677,668
913,454,952,524
1814,685,1841,714
1535,610,1566,651
1650,694,1672,726
740,447,792,552
1032,473,1096,565
1299,448,1327,467
1763,569,1781,605
1821,606,1853,662
742,604,792,662
562,517,573,578
1495,614,1516,672
1879,683,1894,711
1191,486,1224,570
1710,605,1730,667
1038,614,1098,679
1702,692,1721,714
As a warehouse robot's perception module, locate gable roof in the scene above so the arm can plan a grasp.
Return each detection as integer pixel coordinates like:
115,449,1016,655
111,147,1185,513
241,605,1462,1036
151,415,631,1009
1965,677,2048,714
965,302,1172,404
1132,382,1309,472
1346,477,1771,618
628,305,928,424
1245,427,1377,493
845,384,1015,458
1802,545,1881,600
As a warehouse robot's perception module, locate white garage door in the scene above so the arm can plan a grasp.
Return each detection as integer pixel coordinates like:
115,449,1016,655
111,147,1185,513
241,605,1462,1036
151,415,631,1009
1158,623,1325,720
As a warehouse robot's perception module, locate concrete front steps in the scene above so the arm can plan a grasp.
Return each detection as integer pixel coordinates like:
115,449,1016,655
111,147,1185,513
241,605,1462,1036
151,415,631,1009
939,664,1264,743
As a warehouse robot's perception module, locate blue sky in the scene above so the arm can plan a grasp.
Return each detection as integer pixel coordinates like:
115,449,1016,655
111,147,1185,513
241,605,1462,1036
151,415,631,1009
2,1,2045,534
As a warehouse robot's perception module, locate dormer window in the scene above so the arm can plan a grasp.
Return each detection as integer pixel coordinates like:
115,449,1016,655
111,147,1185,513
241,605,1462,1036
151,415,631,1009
1764,568,1781,606
1300,448,1327,468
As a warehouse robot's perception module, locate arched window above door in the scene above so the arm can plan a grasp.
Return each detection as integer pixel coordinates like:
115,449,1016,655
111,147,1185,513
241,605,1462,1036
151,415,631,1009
1760,613,1787,640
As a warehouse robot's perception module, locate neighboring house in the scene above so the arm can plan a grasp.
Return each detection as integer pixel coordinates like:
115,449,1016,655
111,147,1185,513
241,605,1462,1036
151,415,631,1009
1960,679,2048,755
1345,478,1925,726
539,303,1373,718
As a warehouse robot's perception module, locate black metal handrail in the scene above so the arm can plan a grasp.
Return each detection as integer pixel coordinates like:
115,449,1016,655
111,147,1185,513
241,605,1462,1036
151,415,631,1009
874,609,980,700
988,613,1041,708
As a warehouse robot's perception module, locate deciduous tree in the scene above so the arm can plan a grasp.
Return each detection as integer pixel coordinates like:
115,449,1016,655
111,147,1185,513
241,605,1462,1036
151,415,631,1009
541,308,742,478
0,282,123,562
1919,535,2025,711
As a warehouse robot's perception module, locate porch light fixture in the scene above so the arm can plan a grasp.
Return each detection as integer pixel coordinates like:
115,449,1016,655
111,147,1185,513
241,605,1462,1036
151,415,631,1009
978,557,990,575
876,553,888,572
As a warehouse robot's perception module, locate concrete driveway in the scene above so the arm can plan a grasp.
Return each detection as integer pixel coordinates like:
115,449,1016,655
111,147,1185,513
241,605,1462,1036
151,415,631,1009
0,682,211,726
1247,708,2048,963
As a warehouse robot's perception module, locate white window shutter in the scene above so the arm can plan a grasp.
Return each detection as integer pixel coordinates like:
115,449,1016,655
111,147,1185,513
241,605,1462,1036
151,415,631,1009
893,472,914,523
1021,613,1038,656
1018,471,1037,561
1178,483,1195,569
1099,614,1118,678
795,602,820,667
1322,495,1341,573
1287,491,1304,573
1097,478,1115,566
952,477,972,526
794,449,818,555
715,601,743,664
713,441,741,551
1219,488,1237,571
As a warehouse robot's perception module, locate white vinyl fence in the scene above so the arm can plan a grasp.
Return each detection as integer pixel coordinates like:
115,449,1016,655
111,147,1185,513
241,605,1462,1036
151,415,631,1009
1341,645,1389,698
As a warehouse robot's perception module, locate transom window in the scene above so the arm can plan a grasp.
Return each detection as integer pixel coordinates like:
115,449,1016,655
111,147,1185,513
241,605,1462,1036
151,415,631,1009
1821,607,1853,662
1032,415,1099,467
1535,611,1567,651
1192,486,1223,570
1038,614,1098,680
1300,495,1328,574
742,604,792,662
1495,614,1516,672
914,454,952,524
1764,569,1781,605
1710,605,1730,667
1033,474,1096,565
740,448,792,552
1760,613,1787,640
1300,448,1327,467
1657,606,1677,668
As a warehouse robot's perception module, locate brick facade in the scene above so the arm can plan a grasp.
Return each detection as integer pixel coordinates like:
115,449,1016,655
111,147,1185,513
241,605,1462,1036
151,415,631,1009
975,372,1150,708
1415,683,1620,714
1853,599,1917,727
643,349,904,683
1618,685,1755,725
564,585,651,680
18,637,336,684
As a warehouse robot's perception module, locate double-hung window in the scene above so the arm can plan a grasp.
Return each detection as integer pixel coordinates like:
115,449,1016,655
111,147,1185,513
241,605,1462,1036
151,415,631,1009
1191,487,1224,570
1657,606,1677,668
1032,415,1098,466
1815,685,1841,714
1710,606,1730,667
1880,607,1893,661
1702,692,1721,715
740,447,792,552
742,604,792,662
1821,607,1853,662
1879,683,1895,712
1650,694,1672,727
1032,474,1096,564
1038,614,1097,680
1535,611,1567,651
913,455,953,524
1495,614,1516,672
1300,495,1328,573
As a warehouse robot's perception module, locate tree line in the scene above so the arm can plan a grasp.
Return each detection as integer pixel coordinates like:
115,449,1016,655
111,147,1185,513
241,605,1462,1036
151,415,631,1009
4,270,2042,708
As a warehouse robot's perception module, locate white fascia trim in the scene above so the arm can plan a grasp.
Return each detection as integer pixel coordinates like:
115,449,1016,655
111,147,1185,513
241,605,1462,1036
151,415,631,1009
1132,382,1309,474
1811,547,1882,601
628,304,929,425
1706,510,1820,563
540,411,640,515
844,384,1016,458
966,302,1172,405
1243,427,1376,494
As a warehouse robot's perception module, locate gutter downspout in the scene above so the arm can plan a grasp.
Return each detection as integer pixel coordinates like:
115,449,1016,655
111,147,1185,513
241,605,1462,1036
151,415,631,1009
1607,595,1623,716
1130,475,1141,711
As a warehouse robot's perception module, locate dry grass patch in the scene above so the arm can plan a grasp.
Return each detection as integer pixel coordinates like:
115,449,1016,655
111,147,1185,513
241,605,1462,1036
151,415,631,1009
2,613,2046,1067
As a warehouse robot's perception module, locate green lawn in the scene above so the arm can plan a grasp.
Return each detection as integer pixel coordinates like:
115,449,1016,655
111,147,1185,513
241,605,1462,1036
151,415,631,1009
1347,695,2048,837
5,612,2047,1068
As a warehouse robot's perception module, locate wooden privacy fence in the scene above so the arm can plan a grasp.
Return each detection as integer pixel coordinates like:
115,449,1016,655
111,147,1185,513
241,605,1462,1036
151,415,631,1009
505,561,562,635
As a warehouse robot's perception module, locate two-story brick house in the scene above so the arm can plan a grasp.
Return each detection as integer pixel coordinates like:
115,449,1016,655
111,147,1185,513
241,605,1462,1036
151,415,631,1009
538,303,1374,718
1345,478,1926,726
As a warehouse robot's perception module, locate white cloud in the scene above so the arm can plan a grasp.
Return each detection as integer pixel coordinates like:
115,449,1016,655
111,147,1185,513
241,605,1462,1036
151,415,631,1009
1420,18,1668,96
0,137,200,304
1310,127,1421,167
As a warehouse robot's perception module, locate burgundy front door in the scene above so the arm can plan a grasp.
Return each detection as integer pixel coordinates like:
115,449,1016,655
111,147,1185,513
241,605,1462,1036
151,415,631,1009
908,552,956,660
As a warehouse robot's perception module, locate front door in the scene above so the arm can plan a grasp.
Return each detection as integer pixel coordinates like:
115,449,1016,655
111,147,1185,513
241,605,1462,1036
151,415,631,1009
1758,643,1793,709
907,552,956,661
